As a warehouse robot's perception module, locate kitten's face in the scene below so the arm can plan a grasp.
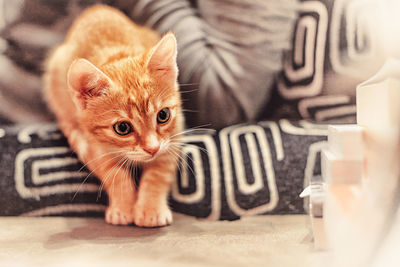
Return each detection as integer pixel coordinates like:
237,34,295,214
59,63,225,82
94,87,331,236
68,33,183,162
82,82,182,162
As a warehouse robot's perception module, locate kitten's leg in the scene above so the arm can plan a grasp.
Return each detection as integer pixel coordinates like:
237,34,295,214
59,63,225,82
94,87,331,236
67,128,137,225
97,157,137,226
134,153,176,227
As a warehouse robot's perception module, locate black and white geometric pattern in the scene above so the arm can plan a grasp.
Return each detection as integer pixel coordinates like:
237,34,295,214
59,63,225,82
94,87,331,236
277,0,389,123
0,121,327,220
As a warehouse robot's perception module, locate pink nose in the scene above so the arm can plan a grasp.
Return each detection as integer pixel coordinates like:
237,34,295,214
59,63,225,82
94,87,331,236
143,145,160,156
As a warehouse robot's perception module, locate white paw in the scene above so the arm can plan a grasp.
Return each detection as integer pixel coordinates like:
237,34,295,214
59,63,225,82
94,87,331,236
134,204,173,227
105,206,135,225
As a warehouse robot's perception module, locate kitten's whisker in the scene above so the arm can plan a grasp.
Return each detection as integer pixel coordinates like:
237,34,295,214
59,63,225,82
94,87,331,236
127,160,136,192
81,152,125,182
167,147,196,177
97,157,123,200
97,166,114,201
97,155,127,200
168,150,196,178
186,124,213,131
72,152,125,201
179,83,200,86
114,157,129,204
165,147,179,167
169,125,214,139
169,142,210,155
179,88,199,94
173,152,182,174
123,162,131,204
172,153,187,178
170,143,208,176
166,150,182,174
167,140,197,150
77,149,128,173
166,151,179,173
110,156,129,197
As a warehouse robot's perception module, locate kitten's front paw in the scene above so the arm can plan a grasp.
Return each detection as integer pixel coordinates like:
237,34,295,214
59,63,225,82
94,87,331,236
105,205,135,226
134,204,172,227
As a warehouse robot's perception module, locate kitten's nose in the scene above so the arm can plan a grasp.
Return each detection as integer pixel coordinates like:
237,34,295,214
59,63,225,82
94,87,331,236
143,134,160,156
143,145,160,156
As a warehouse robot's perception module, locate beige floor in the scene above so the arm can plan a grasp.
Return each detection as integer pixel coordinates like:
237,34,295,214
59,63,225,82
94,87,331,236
0,214,311,267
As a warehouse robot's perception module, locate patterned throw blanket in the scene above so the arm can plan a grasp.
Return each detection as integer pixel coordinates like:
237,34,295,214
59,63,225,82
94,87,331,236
0,121,326,220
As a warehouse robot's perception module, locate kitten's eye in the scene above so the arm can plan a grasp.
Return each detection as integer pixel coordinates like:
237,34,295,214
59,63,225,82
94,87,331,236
113,121,132,136
157,108,171,124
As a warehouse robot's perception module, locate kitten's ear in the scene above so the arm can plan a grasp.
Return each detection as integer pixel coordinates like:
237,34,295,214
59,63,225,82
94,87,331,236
67,58,111,109
146,33,178,86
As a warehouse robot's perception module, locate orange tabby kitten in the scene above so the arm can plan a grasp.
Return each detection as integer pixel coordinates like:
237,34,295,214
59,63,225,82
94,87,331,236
43,5,184,227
